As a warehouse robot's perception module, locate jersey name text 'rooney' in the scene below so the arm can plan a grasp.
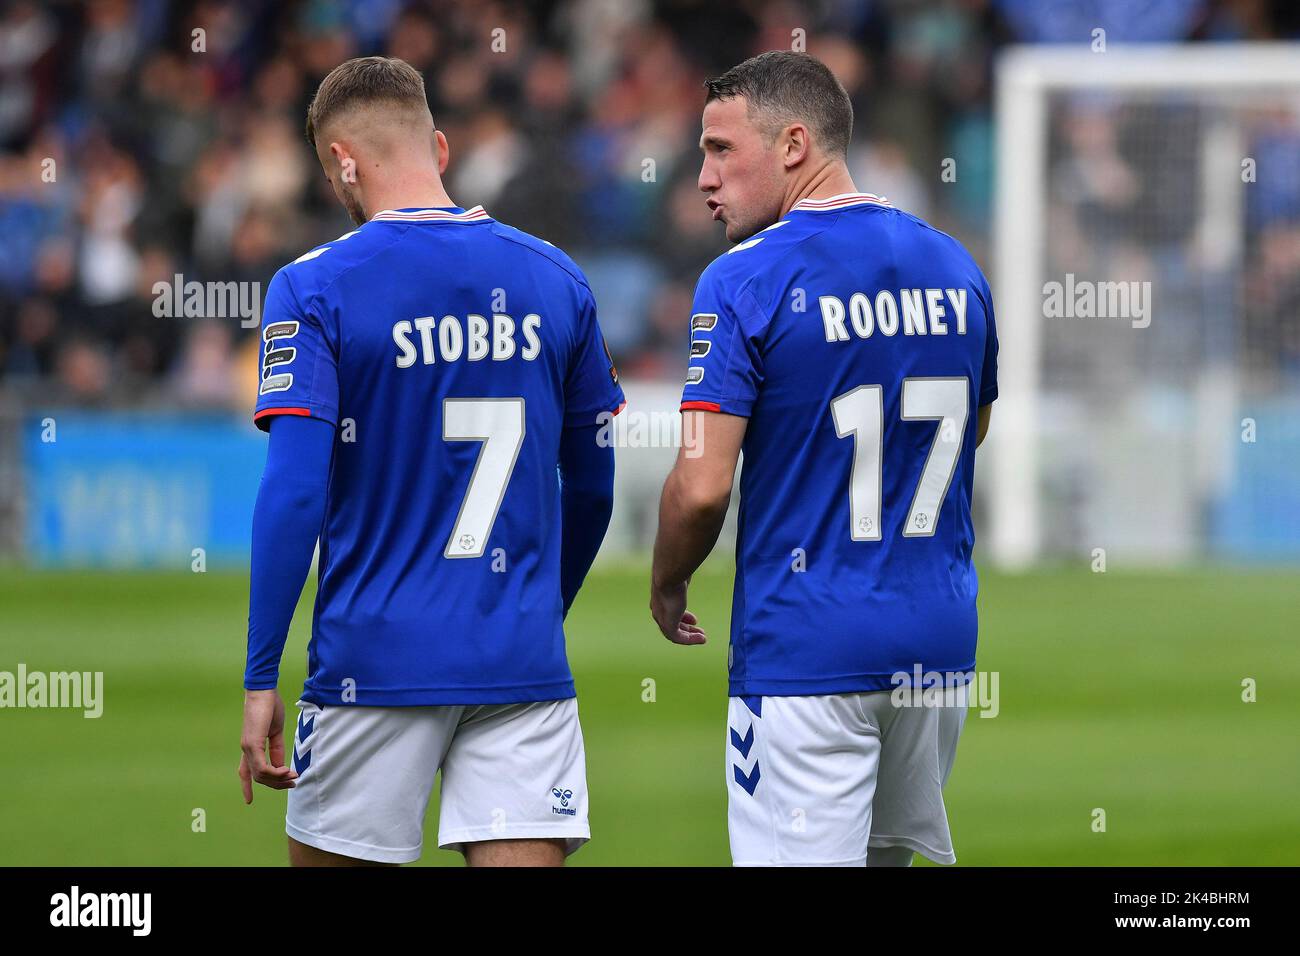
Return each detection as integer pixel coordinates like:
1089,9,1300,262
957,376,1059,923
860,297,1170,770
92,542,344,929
819,288,967,343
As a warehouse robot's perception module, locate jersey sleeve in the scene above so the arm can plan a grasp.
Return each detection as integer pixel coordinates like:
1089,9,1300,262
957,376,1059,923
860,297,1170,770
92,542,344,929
680,264,764,416
563,287,625,428
977,274,998,406
253,269,340,432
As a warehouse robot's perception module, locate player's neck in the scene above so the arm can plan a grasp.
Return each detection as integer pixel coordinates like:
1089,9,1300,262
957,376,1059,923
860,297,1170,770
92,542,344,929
784,163,859,216
363,177,458,219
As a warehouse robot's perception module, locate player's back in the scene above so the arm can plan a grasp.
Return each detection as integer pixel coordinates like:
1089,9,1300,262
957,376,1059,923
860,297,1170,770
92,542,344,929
681,194,998,696
254,206,623,706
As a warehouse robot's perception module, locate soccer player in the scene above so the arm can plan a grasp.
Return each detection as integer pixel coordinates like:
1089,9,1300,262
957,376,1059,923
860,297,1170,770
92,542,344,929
237,57,624,867
650,51,997,867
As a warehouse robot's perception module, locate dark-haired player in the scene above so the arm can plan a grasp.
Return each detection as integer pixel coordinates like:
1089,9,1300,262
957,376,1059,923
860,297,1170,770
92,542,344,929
652,51,997,867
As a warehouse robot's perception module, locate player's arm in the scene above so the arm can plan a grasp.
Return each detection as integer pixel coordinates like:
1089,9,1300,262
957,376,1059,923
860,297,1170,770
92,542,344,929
977,403,992,447
558,279,625,616
558,422,615,617
650,411,747,645
652,260,763,645
239,413,333,803
239,267,340,804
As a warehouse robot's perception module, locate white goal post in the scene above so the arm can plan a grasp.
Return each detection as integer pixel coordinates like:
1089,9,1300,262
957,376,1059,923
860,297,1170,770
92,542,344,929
989,44,1300,569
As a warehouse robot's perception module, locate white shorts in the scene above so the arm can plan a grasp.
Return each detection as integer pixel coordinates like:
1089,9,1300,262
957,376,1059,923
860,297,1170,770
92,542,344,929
286,697,590,863
726,686,968,866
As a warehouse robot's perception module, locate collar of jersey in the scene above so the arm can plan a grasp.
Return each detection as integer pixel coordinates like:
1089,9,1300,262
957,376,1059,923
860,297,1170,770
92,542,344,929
790,192,891,213
370,205,492,223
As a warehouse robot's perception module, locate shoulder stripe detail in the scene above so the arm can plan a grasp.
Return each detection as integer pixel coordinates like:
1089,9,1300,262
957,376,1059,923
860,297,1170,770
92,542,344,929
726,236,767,254
791,193,891,212
287,229,358,266
293,246,330,264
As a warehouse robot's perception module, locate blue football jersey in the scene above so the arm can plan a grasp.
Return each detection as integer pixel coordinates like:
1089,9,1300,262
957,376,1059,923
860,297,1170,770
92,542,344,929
254,205,624,706
680,193,998,696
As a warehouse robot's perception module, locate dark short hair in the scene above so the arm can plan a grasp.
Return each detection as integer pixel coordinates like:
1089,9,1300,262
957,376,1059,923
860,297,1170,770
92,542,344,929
704,51,853,159
305,56,429,147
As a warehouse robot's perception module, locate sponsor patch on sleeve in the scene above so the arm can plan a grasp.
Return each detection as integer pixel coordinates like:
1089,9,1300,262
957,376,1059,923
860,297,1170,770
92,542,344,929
261,321,300,393
263,320,299,342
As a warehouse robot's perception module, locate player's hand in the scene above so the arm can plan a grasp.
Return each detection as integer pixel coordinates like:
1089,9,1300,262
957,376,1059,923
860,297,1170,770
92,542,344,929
238,688,298,804
650,580,707,645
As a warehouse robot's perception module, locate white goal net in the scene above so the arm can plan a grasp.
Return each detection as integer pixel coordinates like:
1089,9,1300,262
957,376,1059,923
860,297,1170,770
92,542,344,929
989,45,1300,569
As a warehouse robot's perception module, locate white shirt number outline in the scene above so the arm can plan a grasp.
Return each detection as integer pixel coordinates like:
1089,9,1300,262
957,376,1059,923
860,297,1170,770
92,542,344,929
442,398,525,559
831,377,968,541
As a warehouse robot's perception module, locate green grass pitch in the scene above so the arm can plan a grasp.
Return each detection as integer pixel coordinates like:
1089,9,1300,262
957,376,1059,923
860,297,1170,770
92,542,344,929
1,563,1297,865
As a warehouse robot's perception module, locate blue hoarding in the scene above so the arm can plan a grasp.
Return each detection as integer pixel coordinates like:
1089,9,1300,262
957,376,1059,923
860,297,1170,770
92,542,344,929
23,413,267,568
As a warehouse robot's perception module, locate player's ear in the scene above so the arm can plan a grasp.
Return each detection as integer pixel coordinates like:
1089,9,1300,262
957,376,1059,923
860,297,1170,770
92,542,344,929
783,123,810,169
434,129,449,175
329,142,357,185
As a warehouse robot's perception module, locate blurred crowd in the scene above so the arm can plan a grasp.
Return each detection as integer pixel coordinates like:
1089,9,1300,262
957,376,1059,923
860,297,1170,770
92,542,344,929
1043,91,1300,391
1,0,1297,409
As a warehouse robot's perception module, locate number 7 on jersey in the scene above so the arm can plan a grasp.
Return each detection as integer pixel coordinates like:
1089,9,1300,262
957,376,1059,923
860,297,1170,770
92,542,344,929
443,398,526,558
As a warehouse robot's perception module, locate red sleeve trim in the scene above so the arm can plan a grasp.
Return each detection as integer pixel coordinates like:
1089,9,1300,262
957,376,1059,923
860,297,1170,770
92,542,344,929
680,401,722,412
253,407,312,423
612,401,627,417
